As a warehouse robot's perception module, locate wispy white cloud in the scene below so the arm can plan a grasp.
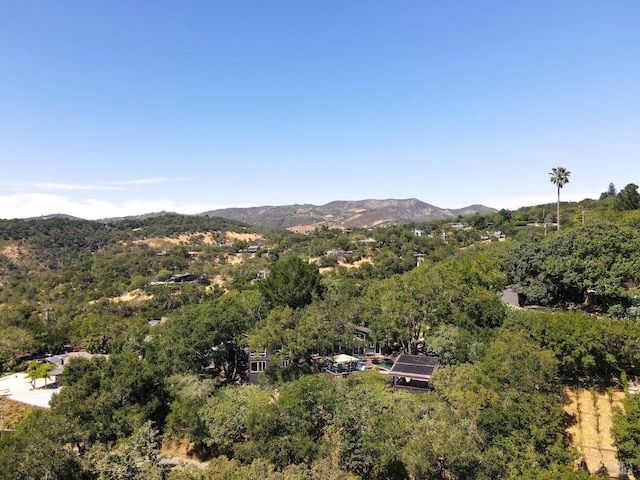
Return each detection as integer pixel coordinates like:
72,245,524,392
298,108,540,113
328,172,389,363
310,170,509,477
32,182,122,191
112,177,172,186
0,193,234,220
1,177,195,192
0,181,119,192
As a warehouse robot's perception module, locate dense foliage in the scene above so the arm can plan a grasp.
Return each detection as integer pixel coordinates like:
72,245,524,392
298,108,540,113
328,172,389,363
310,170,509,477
1,188,640,479
505,222,640,310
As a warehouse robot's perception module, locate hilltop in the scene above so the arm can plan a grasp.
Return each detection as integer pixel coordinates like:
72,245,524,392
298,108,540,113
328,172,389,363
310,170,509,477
201,198,496,229
13,198,496,229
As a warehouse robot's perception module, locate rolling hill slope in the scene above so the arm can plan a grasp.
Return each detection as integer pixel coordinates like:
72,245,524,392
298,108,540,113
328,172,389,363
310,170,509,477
202,198,496,229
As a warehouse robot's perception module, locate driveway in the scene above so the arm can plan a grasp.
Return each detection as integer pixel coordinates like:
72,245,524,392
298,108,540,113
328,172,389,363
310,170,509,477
0,372,60,408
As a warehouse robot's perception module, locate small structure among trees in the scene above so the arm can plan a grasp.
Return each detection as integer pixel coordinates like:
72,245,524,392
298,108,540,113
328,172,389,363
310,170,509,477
388,354,440,392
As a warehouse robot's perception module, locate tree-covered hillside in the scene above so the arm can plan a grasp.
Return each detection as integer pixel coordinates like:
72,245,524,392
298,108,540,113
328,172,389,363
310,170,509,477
1,189,640,479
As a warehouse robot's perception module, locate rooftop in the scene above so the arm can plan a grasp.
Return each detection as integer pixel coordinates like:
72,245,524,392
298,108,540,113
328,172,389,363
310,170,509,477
388,354,440,382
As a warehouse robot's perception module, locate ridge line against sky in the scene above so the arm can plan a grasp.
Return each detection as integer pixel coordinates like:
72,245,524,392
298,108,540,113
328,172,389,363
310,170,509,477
1,1,638,220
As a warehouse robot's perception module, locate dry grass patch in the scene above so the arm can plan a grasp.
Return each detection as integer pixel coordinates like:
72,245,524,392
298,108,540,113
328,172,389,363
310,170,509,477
89,289,153,305
161,439,210,468
133,231,262,249
565,386,627,477
0,243,28,265
225,254,244,265
134,232,222,249
286,225,319,234
343,257,372,269
319,257,373,274
208,276,227,290
225,232,263,243
112,289,153,303
0,396,42,429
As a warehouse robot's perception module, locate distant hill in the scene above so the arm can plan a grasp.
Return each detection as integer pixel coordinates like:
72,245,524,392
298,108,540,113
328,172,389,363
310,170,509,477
26,213,84,221
201,198,497,229
100,211,179,223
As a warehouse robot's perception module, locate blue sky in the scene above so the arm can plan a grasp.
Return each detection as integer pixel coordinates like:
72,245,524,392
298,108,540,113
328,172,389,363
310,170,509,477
1,1,638,219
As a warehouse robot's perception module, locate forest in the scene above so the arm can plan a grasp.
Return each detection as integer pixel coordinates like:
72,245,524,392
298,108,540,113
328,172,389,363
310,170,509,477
1,183,640,480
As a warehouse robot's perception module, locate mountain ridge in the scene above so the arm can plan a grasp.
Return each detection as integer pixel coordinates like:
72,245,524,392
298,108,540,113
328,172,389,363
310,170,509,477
20,199,497,229
201,198,497,229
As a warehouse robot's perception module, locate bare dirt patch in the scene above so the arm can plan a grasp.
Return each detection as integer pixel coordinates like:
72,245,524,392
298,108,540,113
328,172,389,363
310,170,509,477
565,386,627,477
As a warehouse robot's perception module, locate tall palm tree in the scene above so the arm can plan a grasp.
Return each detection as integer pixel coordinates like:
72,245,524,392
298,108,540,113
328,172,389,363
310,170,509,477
549,167,571,230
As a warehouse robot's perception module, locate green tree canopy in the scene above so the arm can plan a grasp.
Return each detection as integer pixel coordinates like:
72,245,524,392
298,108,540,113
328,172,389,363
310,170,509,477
0,326,35,370
146,290,258,379
506,223,640,306
257,256,324,309
615,183,640,211
613,393,640,476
